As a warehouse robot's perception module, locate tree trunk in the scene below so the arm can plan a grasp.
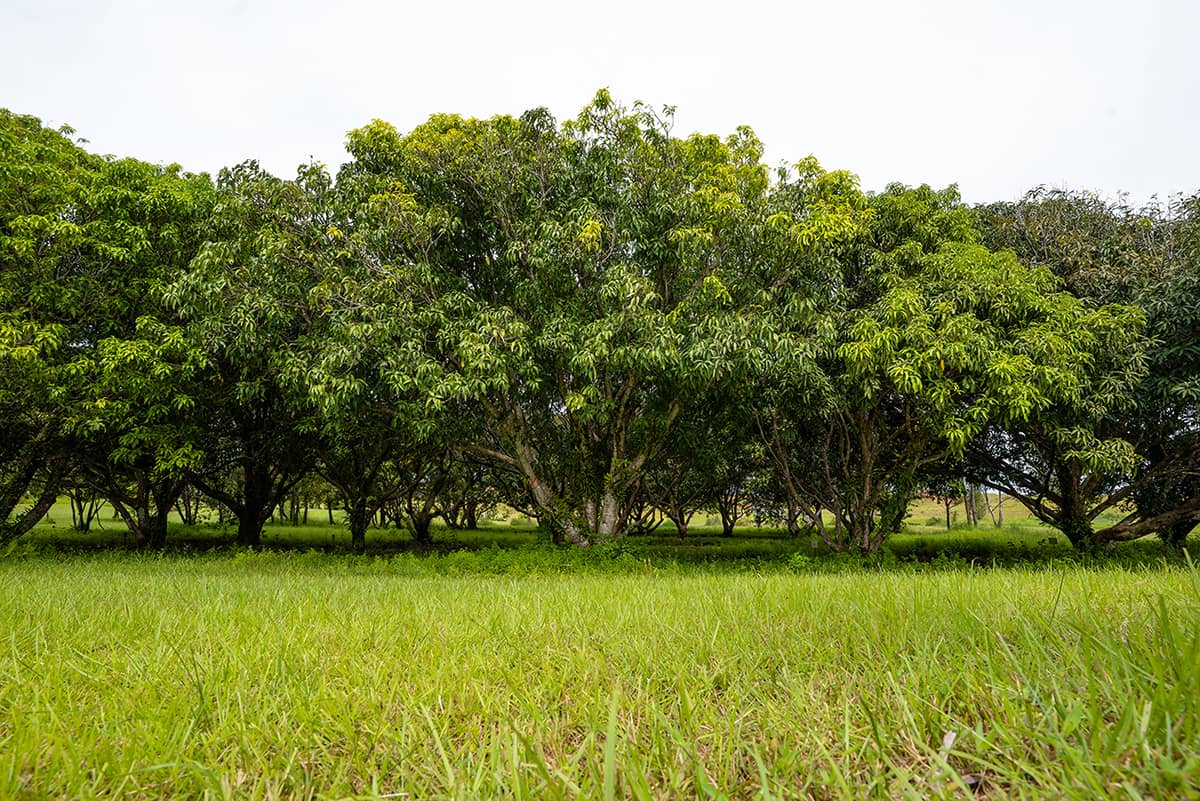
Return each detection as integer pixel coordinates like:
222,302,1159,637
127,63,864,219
70,489,101,532
348,504,371,552
410,512,433,545
1161,520,1195,550
138,509,170,549
1054,465,1095,549
594,489,623,539
1056,513,1095,550
236,514,262,547
784,496,801,538
965,485,979,527
665,505,690,539
174,486,202,527
0,455,67,544
0,473,63,545
110,496,174,549
232,463,276,547
717,490,740,537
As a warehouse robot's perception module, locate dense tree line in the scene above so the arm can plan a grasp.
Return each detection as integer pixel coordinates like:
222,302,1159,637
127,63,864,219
2,93,1197,552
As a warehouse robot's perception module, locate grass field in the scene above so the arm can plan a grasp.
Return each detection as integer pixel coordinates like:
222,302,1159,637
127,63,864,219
1,547,1198,800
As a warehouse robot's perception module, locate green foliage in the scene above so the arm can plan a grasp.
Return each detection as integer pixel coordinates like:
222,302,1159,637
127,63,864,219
974,188,1197,546
0,110,216,544
0,110,102,539
758,183,1146,553
163,161,334,545
330,93,870,544
1,97,1196,554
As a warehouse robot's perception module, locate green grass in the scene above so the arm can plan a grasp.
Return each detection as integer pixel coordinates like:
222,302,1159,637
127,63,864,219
0,550,1198,799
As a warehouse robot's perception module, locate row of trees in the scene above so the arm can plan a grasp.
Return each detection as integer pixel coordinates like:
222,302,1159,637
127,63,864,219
2,92,1197,552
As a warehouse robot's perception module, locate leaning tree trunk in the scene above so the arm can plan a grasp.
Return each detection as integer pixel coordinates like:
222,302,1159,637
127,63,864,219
0,454,67,544
0,471,64,545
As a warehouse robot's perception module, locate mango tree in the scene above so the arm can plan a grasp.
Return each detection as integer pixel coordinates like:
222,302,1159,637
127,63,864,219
65,158,215,547
0,110,100,541
0,111,213,546
974,189,1191,547
333,93,848,545
165,161,331,546
759,184,1147,552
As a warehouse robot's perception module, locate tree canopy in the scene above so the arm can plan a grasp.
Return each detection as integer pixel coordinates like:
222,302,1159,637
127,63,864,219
2,96,1196,552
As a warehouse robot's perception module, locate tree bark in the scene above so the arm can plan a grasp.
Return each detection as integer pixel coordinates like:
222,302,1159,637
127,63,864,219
664,504,691,539
347,503,372,552
1161,520,1197,550
717,488,740,537
0,468,64,545
410,511,434,545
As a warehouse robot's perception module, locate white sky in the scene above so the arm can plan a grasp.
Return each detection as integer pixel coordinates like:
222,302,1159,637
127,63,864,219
3,0,1197,204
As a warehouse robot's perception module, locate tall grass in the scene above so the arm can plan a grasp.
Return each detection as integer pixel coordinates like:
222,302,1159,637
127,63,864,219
0,552,1196,799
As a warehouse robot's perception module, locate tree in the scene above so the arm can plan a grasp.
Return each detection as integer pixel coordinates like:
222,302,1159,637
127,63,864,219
439,460,501,530
316,413,403,551
975,188,1196,547
330,92,850,545
648,392,759,537
645,447,709,538
164,161,331,546
759,184,1148,552
65,158,215,547
923,475,966,531
1115,192,1200,545
0,110,98,542
0,110,213,546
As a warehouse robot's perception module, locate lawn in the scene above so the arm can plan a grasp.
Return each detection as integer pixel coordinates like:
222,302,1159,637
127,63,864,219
0,548,1196,799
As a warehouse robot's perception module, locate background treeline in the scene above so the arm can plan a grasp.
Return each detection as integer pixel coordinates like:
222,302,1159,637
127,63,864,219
2,92,1197,553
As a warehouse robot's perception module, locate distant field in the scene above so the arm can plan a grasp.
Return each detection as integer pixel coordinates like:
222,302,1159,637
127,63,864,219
0,552,1196,799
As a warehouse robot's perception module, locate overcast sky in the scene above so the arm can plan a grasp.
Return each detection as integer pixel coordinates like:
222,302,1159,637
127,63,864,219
3,0,1197,204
